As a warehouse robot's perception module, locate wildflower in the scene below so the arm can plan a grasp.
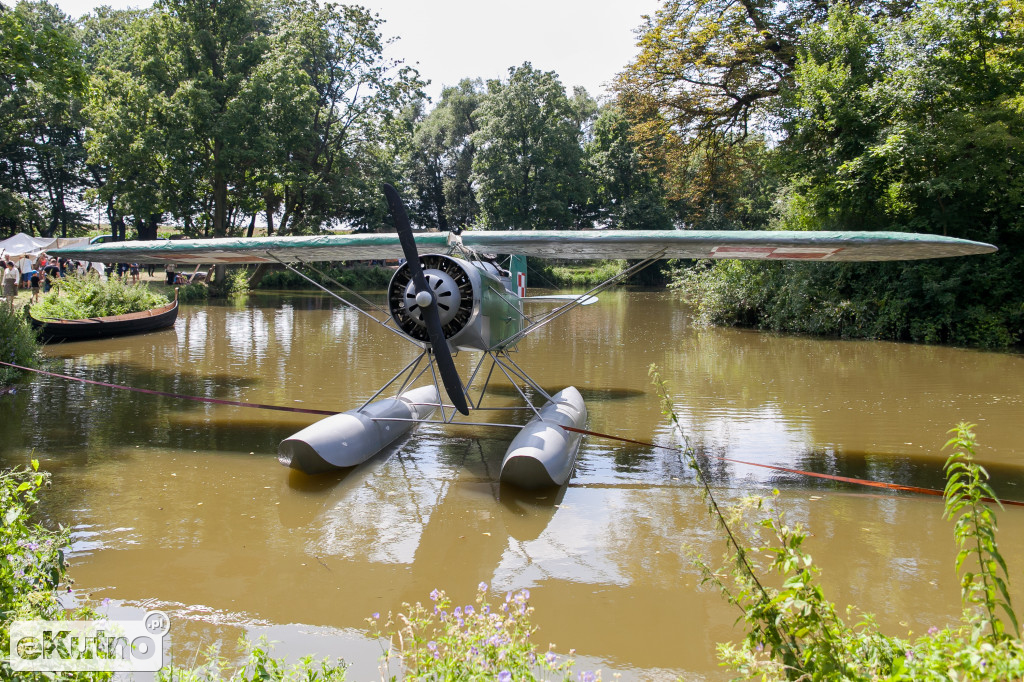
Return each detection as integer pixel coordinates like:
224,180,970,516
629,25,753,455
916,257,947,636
579,672,596,682
430,588,441,601
927,626,939,635
546,651,557,665
372,612,380,620
454,606,462,616
497,672,512,682
478,581,488,592
427,641,437,652
465,605,475,616
520,589,530,600
102,598,110,607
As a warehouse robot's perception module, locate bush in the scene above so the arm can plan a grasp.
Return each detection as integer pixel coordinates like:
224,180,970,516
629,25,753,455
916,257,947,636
0,461,111,681
32,274,168,320
256,264,393,290
371,585,583,680
177,282,210,303
0,304,39,384
527,258,627,288
674,255,1024,349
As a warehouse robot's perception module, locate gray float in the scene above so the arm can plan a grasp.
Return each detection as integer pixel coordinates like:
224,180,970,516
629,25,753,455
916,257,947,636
279,385,439,474
499,386,587,489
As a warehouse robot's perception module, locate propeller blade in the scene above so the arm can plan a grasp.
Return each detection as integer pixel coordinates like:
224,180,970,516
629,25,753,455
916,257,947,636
383,184,469,415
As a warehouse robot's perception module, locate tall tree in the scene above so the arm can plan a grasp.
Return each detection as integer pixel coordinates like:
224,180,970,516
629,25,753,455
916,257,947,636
405,78,484,231
615,0,912,220
472,63,594,230
0,0,88,237
586,104,673,230
260,0,424,235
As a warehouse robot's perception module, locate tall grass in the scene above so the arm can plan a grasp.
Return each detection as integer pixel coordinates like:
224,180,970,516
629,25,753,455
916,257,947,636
0,304,39,384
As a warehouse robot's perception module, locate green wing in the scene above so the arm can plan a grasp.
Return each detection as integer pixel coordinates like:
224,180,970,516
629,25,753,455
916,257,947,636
50,230,996,264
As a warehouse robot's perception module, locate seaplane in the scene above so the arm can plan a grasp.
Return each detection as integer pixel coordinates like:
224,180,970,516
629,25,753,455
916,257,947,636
52,186,997,489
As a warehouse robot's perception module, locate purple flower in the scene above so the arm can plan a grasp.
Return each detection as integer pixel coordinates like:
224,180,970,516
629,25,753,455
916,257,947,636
578,672,596,682
102,598,110,607
429,588,441,601
546,651,557,665
927,626,939,635
464,605,474,616
372,612,380,620
520,588,530,600
427,641,437,652
453,606,462,616
478,581,488,592
497,672,511,682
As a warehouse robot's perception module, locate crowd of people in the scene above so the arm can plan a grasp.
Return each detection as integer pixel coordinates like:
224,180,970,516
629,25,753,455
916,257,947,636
1,253,146,307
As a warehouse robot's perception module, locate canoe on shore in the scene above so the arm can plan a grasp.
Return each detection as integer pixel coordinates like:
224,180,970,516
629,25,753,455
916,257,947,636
29,295,178,343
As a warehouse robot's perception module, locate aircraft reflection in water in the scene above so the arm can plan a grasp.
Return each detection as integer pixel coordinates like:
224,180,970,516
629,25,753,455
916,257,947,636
51,186,997,493
7,286,1024,677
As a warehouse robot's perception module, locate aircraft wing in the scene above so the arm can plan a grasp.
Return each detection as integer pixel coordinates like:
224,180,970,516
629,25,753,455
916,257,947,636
50,229,996,264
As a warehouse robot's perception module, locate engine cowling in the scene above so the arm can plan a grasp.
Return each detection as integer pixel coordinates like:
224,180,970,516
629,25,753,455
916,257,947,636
388,255,474,343
387,255,523,351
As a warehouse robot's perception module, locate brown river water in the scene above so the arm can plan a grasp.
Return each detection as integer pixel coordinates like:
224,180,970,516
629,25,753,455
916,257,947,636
1,289,1023,680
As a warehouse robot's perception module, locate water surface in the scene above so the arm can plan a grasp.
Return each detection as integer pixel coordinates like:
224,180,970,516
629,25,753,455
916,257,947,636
2,289,1022,680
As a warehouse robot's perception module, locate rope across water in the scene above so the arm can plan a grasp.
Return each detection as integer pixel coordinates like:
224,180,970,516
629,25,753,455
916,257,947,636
3,360,1021,506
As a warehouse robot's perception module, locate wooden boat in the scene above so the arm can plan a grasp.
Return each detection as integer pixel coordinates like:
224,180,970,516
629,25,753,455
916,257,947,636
29,293,178,343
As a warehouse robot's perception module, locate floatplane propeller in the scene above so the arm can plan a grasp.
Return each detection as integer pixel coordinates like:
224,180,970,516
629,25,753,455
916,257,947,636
50,189,998,489
383,183,469,416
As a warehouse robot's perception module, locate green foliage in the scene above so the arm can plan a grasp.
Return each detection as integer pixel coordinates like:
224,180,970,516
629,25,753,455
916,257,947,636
0,303,39,384
255,264,393,290
0,461,112,681
31,273,168,320
156,638,347,681
528,259,626,288
177,282,210,303
586,105,674,230
943,423,1020,641
473,63,596,230
676,254,1023,348
404,79,484,231
224,267,251,296
0,0,90,237
372,585,581,680
650,367,1024,680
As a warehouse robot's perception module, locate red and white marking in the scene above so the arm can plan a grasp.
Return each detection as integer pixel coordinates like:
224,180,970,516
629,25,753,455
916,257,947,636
710,246,841,260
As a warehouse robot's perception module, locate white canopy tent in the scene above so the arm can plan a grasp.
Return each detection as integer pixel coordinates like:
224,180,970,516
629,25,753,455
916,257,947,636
0,233,91,260
0,232,55,259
